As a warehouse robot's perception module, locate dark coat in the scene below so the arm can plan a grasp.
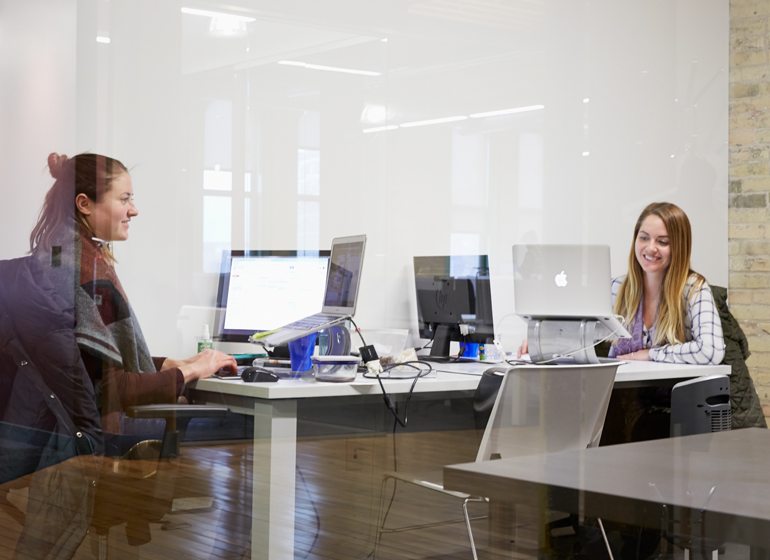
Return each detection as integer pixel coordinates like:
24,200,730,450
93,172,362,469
711,285,767,429
0,255,102,483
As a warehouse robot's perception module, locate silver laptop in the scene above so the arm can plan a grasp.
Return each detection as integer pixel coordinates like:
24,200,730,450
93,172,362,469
512,244,631,337
259,234,367,347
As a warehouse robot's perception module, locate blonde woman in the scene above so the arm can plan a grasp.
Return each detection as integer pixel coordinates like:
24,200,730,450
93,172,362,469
610,201,725,364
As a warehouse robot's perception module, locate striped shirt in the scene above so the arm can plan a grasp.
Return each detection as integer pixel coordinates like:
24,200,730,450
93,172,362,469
610,275,725,365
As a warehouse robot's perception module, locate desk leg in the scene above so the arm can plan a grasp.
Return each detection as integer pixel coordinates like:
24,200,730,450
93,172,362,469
251,399,297,560
487,501,545,557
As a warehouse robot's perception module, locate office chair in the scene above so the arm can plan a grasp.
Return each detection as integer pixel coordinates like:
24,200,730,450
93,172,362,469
91,403,229,558
374,362,620,560
0,254,230,558
658,374,731,560
372,367,504,560
2,402,229,560
671,375,732,437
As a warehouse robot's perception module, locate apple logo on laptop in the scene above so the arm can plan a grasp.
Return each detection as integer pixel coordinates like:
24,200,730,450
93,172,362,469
554,270,568,288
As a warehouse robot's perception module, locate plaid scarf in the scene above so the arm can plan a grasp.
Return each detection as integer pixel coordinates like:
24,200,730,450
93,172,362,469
72,231,155,374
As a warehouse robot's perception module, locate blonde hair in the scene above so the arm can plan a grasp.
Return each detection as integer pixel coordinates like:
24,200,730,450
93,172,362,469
614,202,705,345
30,152,128,261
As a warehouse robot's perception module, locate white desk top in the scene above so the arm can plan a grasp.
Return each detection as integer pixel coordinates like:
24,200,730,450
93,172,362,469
193,360,729,400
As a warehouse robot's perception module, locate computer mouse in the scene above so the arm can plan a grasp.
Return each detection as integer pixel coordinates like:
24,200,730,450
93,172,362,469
241,366,279,383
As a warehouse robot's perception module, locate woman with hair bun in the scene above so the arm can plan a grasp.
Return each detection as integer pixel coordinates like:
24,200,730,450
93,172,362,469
31,152,236,436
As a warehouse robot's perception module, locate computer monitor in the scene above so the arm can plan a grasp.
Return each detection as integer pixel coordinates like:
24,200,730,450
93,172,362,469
216,250,330,342
413,255,494,358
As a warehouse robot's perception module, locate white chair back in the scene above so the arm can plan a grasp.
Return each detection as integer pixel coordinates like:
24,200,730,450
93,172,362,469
476,362,620,462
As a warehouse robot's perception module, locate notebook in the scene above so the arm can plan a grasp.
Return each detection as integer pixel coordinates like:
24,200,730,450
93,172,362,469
258,234,367,346
512,244,631,338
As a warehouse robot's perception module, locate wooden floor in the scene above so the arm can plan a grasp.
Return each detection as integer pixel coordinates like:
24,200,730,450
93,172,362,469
0,429,752,559
1,429,525,560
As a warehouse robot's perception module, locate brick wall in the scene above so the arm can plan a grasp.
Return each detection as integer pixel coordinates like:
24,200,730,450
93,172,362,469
730,0,770,420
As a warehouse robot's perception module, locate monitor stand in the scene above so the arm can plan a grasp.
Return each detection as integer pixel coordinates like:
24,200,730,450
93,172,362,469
428,324,454,359
527,318,604,364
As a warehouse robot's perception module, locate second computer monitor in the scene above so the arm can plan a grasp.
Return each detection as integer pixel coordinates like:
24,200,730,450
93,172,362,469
216,250,330,342
413,255,494,358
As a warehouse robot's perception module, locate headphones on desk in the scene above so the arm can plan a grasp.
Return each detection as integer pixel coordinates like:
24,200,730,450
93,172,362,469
241,367,279,383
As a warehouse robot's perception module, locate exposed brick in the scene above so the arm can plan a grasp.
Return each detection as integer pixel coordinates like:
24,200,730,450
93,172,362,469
729,0,769,422
731,145,770,161
729,222,770,239
728,303,770,319
750,338,770,353
731,82,762,98
729,272,770,288
729,127,770,145
730,161,770,176
731,255,770,271
741,240,770,254
726,288,753,304
752,291,770,305
737,176,770,192
730,100,770,129
731,0,770,18
730,64,770,82
730,192,768,207
729,207,770,222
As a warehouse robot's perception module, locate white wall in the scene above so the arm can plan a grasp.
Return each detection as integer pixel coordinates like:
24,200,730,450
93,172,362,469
0,0,77,258
1,0,728,356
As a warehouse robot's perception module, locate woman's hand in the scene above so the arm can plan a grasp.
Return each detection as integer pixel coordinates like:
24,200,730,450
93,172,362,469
177,349,238,383
618,349,651,361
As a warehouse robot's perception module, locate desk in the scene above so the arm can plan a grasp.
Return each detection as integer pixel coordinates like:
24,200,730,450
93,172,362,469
192,360,728,560
444,428,770,556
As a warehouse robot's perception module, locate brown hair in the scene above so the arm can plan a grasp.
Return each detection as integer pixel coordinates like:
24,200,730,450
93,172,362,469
30,152,128,255
614,202,705,345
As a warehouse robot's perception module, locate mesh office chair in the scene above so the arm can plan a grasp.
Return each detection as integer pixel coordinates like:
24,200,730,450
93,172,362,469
671,374,732,437
374,361,620,559
663,374,731,560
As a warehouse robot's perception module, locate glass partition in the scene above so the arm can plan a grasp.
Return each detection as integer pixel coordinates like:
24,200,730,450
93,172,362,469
0,1,740,559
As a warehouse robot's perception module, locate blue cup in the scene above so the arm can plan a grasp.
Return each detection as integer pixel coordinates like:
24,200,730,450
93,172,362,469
460,341,480,359
288,332,318,372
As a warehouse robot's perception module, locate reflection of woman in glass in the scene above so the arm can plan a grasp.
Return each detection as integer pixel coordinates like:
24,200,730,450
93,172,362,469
32,152,236,434
610,201,725,363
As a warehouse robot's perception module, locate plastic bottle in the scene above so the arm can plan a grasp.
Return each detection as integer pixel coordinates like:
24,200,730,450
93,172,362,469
197,324,214,353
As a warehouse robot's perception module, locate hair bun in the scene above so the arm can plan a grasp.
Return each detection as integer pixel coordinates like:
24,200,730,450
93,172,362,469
47,152,69,179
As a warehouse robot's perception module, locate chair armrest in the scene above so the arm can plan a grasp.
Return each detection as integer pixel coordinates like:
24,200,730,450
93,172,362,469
126,403,229,420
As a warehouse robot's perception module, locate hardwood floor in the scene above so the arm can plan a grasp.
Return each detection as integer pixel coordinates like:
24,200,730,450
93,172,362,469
4,428,750,559
0,426,621,560
0,429,509,560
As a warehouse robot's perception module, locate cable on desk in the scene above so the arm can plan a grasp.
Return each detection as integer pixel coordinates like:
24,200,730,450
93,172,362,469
348,316,368,348
364,361,433,428
365,360,433,559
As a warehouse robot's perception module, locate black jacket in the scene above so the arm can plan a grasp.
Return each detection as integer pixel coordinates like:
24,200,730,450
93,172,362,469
0,255,102,483
711,285,767,429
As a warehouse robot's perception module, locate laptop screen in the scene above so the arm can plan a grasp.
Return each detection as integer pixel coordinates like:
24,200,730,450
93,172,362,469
322,236,366,312
512,244,613,320
216,250,329,341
